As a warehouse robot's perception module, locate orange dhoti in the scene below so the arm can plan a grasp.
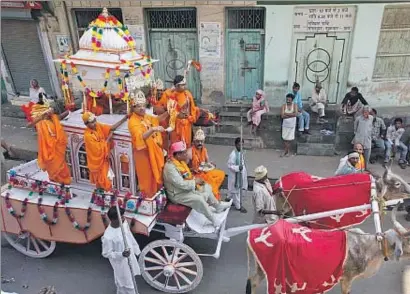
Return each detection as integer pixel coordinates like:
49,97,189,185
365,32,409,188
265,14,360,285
36,115,71,185
129,113,165,198
84,123,112,191
195,169,225,200
190,145,224,199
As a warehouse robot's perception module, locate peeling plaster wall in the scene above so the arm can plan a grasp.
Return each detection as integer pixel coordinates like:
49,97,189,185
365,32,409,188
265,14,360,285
262,3,410,108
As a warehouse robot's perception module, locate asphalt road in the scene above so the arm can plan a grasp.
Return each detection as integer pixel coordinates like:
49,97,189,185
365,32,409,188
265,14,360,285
1,160,409,294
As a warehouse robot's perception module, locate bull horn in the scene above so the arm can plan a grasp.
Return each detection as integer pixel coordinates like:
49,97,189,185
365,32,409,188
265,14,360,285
391,204,407,235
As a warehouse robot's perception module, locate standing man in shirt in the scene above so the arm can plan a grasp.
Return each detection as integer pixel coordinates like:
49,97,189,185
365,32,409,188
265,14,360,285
385,117,408,169
352,106,373,167
291,82,310,135
369,108,386,164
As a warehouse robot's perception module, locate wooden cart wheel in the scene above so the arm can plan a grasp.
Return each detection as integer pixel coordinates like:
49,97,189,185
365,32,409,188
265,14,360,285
139,239,203,293
3,231,56,258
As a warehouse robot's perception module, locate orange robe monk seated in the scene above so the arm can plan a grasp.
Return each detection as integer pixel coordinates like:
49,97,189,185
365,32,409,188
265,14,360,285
36,112,72,185
128,93,169,198
188,129,225,200
154,75,198,148
82,112,126,192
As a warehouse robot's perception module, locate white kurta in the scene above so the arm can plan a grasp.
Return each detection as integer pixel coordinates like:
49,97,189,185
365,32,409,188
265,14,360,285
102,221,141,291
227,149,248,193
252,181,278,224
29,87,45,103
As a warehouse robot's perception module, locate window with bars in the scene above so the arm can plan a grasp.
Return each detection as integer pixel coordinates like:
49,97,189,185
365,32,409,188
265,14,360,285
73,8,124,39
146,9,197,29
373,5,410,80
227,8,265,30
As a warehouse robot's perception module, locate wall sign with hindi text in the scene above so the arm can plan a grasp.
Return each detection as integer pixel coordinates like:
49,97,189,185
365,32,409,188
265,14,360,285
293,6,356,33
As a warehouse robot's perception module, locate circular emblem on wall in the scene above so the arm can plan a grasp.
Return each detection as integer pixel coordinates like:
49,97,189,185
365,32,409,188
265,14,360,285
305,48,331,84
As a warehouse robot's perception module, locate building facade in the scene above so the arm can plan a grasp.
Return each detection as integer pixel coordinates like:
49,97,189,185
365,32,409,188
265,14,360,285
1,1,409,108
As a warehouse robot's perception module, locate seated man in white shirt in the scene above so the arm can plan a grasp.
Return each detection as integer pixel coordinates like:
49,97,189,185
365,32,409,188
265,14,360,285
335,151,361,176
385,117,408,169
310,82,328,123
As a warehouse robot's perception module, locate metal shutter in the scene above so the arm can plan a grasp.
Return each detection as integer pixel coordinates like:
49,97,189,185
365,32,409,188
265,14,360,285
1,19,52,96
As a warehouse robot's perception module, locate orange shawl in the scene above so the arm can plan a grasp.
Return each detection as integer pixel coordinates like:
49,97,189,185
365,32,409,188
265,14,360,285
36,114,71,184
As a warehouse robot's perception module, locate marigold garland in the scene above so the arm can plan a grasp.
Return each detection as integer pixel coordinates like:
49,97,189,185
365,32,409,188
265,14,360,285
5,192,28,219
37,198,59,225
65,206,92,231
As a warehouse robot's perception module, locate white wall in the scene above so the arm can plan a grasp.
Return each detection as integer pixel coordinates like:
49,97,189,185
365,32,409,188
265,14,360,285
262,3,410,108
262,5,294,106
348,4,410,107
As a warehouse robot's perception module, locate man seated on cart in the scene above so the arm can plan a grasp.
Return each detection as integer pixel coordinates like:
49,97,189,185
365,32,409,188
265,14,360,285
187,128,225,200
82,111,127,192
163,141,231,228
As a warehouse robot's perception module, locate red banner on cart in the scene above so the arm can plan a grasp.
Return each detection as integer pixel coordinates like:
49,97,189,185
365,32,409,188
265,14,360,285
274,172,372,229
248,220,347,294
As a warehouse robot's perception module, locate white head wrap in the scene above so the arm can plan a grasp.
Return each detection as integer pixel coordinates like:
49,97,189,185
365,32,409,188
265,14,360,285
254,165,268,180
348,152,360,159
256,89,264,96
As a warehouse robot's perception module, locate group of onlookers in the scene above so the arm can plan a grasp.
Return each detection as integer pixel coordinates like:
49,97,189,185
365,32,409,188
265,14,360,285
275,82,409,170
335,103,409,174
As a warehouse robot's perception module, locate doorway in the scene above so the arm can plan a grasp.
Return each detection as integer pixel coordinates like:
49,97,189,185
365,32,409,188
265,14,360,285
225,8,265,101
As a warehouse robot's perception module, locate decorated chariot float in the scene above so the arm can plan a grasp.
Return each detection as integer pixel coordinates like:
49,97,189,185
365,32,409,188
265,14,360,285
2,8,409,294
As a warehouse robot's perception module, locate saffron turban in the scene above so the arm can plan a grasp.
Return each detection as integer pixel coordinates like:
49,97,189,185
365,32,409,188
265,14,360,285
31,100,51,120
82,111,96,124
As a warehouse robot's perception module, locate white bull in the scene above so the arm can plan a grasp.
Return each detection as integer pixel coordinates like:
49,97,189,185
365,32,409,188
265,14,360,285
246,205,410,294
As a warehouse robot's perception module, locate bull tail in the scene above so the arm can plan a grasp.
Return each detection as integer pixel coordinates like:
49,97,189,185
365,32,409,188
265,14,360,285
246,242,259,294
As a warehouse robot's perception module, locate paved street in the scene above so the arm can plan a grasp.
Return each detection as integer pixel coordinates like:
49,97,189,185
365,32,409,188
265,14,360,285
1,161,409,294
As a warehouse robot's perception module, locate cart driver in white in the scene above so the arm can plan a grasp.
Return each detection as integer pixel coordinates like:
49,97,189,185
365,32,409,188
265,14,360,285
252,165,279,224
163,141,231,228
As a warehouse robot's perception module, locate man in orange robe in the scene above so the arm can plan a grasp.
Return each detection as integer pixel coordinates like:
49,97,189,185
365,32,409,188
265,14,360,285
29,103,71,185
154,75,198,148
128,92,169,197
82,111,126,191
188,128,225,200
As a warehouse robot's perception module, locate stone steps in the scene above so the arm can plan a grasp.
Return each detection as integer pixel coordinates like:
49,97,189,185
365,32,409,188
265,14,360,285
297,130,336,144
205,132,264,149
296,142,337,156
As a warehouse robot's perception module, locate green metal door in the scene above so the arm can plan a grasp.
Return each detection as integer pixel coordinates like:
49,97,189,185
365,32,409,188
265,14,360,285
149,31,201,102
225,8,265,102
226,31,264,101
146,8,200,102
